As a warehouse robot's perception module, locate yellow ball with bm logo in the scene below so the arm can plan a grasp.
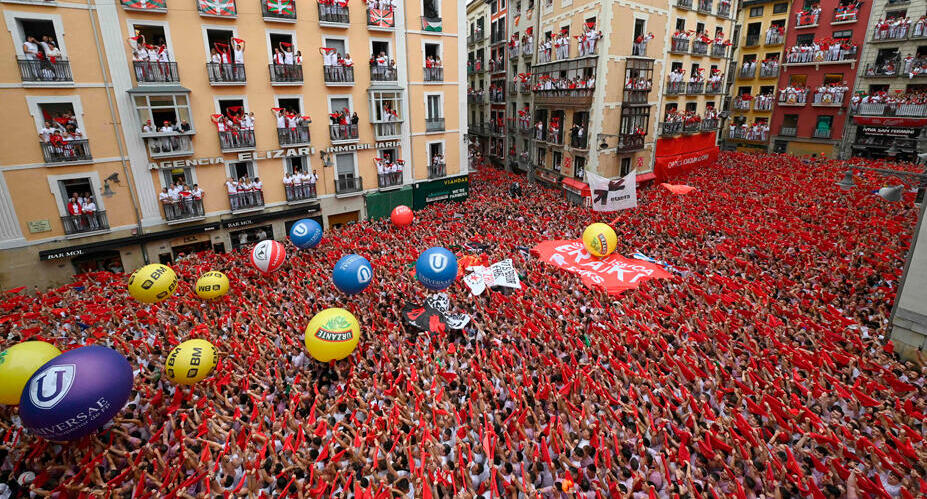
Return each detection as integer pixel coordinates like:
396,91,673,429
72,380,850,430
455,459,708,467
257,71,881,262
195,271,230,300
127,263,177,303
165,339,218,385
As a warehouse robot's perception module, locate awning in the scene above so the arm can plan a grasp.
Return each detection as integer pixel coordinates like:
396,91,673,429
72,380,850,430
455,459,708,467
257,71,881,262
636,172,656,183
561,177,590,196
853,116,927,127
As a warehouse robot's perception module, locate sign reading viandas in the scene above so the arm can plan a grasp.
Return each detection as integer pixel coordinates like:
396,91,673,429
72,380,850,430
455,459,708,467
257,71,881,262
532,240,671,295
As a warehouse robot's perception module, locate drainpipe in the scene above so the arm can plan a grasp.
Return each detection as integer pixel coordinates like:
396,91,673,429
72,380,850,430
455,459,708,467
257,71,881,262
86,0,148,264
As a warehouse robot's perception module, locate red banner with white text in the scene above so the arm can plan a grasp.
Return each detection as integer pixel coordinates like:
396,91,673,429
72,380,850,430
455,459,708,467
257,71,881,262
531,240,671,295
654,132,719,182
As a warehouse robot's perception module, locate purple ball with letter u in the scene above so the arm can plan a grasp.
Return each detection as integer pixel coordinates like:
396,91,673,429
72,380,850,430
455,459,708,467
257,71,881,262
19,346,134,441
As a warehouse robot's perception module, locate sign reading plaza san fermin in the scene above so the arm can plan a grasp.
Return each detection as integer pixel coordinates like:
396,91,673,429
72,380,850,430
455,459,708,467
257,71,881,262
147,146,313,169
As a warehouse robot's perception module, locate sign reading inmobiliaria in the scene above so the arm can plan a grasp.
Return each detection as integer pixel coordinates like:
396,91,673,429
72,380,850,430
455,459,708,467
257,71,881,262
532,240,671,295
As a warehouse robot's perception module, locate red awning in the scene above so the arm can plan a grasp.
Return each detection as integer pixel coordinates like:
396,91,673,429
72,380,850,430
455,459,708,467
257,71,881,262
561,177,591,196
853,116,927,127
636,172,656,183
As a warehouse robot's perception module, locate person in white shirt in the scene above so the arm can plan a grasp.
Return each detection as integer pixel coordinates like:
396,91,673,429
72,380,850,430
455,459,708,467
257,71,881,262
191,184,204,215
158,187,175,219
252,177,263,205
225,177,239,210
293,169,305,198
307,170,318,197
238,177,253,207
232,38,246,79
39,122,57,143
283,172,294,200
82,196,99,229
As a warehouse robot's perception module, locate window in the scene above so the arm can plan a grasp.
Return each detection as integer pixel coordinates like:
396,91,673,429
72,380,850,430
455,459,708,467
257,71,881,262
552,151,562,172
371,40,391,59
59,178,96,209
696,22,705,34
886,9,907,19
423,0,439,18
671,62,683,72
746,22,761,36
228,160,256,180
370,91,401,122
634,19,645,40
134,93,193,133
425,42,440,60
690,63,700,75
759,85,773,94
161,167,193,188
428,142,444,164
742,54,756,63
277,97,301,114
783,114,798,127
131,24,168,50
379,147,398,164
285,156,309,175
685,102,697,113
330,96,351,115
491,0,497,14
664,103,678,114
15,18,65,58
789,74,807,86
323,37,347,60
815,115,833,130
773,2,787,13
675,19,686,31
832,30,852,39
38,102,82,137
268,32,296,59
749,6,763,16
620,157,631,177
764,52,779,60
737,86,750,95
426,94,442,119
205,28,234,56
335,152,356,178
217,98,246,118
573,156,586,179
868,84,889,93
796,34,815,45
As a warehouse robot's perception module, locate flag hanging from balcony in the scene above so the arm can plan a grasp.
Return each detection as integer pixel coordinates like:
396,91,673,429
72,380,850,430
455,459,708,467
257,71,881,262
422,17,442,32
198,0,237,16
265,0,293,15
121,0,166,9
368,8,394,27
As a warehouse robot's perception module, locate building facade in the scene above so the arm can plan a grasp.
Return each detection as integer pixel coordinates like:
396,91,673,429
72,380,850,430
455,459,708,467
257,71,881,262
768,0,871,157
466,0,491,158
724,0,789,151
0,0,466,289
838,0,927,161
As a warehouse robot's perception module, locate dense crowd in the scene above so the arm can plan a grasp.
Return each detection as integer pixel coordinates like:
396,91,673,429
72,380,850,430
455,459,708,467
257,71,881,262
1,152,926,498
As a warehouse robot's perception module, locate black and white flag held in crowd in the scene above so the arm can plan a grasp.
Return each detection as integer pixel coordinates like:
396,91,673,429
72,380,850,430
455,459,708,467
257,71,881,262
587,169,637,212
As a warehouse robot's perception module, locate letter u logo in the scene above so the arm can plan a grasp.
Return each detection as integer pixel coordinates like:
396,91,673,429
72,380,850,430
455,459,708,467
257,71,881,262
429,254,447,272
29,364,75,409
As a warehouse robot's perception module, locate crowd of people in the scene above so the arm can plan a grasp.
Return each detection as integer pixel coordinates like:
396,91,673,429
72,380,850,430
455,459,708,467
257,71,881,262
795,5,821,26
128,35,173,82
531,73,596,94
850,90,927,115
273,109,311,145
159,181,206,220
64,191,102,231
778,84,810,105
727,120,771,141
812,82,850,106
224,176,264,210
1,152,925,498
282,168,318,201
328,108,360,140
375,155,404,188
784,38,858,64
208,39,246,82
873,17,911,41
735,92,774,112
321,48,355,82
765,25,785,45
271,43,302,80
211,110,256,150
21,34,66,80
38,113,88,161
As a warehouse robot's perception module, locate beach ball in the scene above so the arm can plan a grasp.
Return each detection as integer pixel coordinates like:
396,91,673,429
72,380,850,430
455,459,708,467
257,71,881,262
416,247,458,290
19,346,133,441
332,254,373,295
304,308,360,362
165,339,217,385
582,223,617,257
127,263,177,303
0,342,62,405
195,271,229,300
390,205,414,226
250,240,286,274
289,219,323,249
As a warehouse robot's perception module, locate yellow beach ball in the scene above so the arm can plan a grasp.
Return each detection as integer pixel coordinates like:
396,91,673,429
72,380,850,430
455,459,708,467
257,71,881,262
304,308,360,362
127,263,177,304
0,341,61,405
195,271,230,300
165,339,218,385
582,223,618,257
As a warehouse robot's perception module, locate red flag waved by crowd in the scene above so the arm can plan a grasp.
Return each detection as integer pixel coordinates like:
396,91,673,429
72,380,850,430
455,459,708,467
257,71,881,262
0,151,925,498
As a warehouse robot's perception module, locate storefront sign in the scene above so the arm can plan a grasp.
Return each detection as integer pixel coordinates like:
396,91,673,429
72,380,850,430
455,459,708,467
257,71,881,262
412,175,470,210
148,146,313,169
853,116,927,127
27,220,51,233
860,126,919,138
42,248,87,261
170,233,210,247
223,218,257,229
324,141,401,153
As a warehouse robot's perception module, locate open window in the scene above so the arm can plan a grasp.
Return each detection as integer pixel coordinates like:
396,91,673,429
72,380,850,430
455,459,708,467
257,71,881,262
371,40,391,60
268,32,296,60
369,91,401,122
16,18,63,57
228,160,257,181
134,93,193,134
205,28,235,58
218,98,246,119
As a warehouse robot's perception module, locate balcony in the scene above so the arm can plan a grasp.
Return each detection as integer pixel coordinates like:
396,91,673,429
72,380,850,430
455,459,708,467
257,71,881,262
864,58,901,78
490,31,506,45
207,63,246,85
670,39,689,53
778,89,808,106
323,65,354,85
692,40,709,56
701,118,719,131
766,33,784,46
547,130,564,146
873,24,910,42
467,31,485,45
779,126,797,136
759,65,779,78
428,162,446,179
318,4,349,24
705,80,724,94
133,61,179,84
812,92,844,107
853,102,927,117
218,130,255,151
425,117,445,132
683,121,701,133
754,98,773,111
520,82,532,95
370,66,397,82
330,123,359,141
783,50,857,68
269,64,303,84
675,0,692,9
717,2,730,17
424,67,443,81
285,182,317,203
711,45,727,58
335,175,363,195
421,16,442,32
812,128,832,139
533,88,594,107
796,13,820,28
665,81,685,95
745,34,760,47
733,98,751,111
660,122,683,136
366,7,395,28
467,94,486,104
832,7,858,24
617,134,644,153
18,58,73,84
686,82,705,94
697,0,712,13
144,133,194,158
162,198,205,223
570,134,588,149
623,89,651,105
377,172,403,189
61,211,108,236
490,92,506,103
262,0,296,20
40,140,91,164
490,123,505,136
518,123,532,135
373,121,402,140
739,66,756,79
277,126,311,146
727,127,769,142
228,191,264,213
509,47,519,60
